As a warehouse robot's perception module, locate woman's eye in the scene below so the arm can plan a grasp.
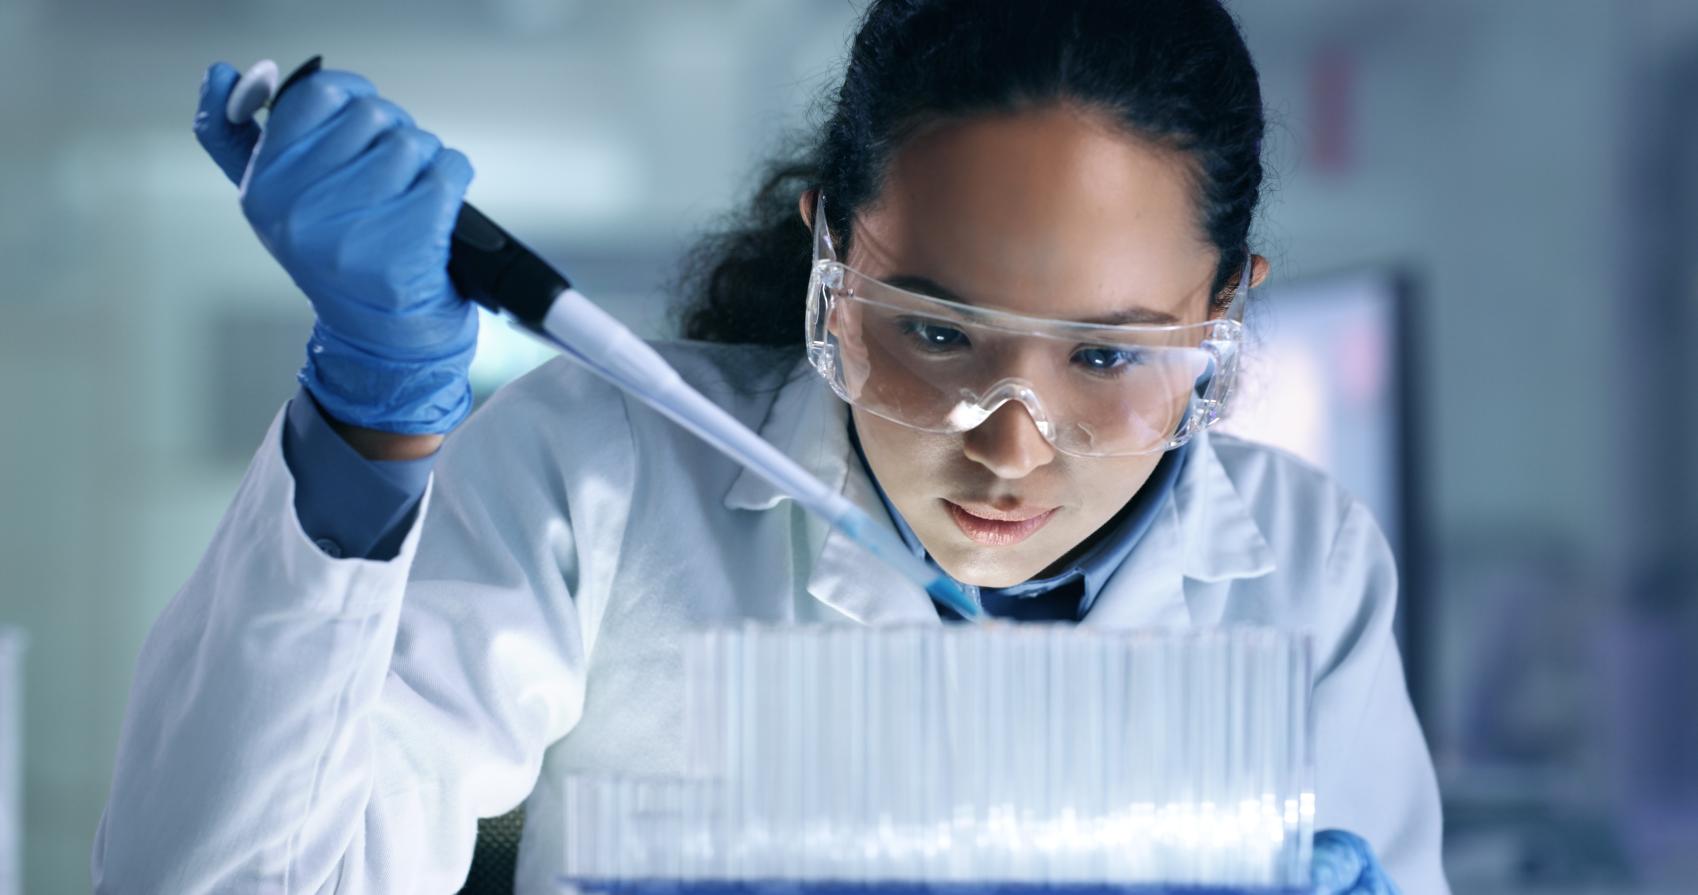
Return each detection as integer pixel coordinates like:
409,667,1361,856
1072,345,1142,372
900,319,972,351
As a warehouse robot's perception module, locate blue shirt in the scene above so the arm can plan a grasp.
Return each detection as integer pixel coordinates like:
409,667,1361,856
281,387,435,561
849,420,1189,622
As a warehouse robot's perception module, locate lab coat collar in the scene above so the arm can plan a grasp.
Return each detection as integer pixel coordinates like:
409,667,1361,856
1173,431,1278,584
723,361,1275,627
723,362,938,625
1081,430,1277,630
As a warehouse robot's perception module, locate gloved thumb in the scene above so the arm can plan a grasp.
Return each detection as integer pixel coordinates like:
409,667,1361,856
193,62,261,187
1311,829,1399,894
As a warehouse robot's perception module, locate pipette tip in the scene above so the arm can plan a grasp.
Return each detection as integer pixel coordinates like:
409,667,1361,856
927,577,985,622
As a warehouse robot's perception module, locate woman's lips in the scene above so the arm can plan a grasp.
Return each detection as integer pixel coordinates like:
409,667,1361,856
944,500,1058,546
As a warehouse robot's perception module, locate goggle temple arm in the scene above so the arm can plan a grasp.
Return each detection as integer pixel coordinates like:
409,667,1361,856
1222,251,1253,324
1185,251,1252,438
813,192,837,262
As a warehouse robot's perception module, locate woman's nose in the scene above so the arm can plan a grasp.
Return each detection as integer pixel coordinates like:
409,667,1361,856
961,401,1057,479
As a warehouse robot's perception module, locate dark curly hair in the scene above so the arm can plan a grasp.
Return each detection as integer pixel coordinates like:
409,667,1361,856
677,0,1266,351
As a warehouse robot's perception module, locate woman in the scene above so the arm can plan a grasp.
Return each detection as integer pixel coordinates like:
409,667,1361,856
95,1,1444,892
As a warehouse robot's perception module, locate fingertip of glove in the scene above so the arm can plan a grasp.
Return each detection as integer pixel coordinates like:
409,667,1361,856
201,61,237,86
432,147,476,190
1316,829,1371,852
198,62,239,109
1311,829,1371,891
192,66,260,183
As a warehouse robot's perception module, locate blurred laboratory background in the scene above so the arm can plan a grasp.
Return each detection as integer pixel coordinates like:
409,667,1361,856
1,0,1695,891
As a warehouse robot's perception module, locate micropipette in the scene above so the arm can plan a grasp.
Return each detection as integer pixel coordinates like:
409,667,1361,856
226,57,984,622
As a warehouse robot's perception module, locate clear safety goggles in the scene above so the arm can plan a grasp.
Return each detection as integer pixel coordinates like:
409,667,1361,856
804,195,1248,457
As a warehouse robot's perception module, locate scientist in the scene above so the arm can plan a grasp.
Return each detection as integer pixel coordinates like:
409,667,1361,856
94,1,1443,892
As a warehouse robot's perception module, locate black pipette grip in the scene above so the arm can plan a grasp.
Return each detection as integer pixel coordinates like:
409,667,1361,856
269,56,572,328
447,203,570,327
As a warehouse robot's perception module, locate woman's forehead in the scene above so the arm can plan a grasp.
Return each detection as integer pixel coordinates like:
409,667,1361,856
851,106,1218,320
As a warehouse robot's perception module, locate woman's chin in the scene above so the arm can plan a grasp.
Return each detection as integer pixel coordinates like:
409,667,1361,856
926,539,1064,590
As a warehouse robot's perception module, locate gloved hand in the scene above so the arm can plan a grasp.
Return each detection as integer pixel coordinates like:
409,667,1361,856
1312,829,1400,894
193,61,478,434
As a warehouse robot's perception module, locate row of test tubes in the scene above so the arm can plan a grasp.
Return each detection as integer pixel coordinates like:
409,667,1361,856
561,623,1314,891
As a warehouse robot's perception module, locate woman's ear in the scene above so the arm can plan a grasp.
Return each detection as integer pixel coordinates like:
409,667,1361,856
1209,254,1271,320
799,187,820,230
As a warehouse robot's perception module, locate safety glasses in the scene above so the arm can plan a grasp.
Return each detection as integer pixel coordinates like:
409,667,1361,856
804,194,1248,457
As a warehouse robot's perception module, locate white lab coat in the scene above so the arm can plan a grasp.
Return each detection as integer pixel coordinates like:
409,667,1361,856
93,341,1448,894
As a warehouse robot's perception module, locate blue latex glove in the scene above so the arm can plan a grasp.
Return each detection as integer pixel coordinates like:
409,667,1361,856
1312,829,1400,894
193,61,478,434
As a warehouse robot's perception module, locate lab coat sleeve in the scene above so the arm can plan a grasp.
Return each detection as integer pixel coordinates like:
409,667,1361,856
92,366,627,893
1311,500,1449,893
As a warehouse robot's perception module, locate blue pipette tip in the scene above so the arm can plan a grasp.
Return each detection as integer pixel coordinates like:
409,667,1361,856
835,509,986,622
926,577,985,622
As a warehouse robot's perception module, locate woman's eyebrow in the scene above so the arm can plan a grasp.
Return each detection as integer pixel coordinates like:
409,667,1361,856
884,273,968,303
884,273,1181,325
1077,307,1182,326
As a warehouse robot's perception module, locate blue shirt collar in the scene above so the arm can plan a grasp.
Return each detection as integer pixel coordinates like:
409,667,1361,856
847,419,1190,621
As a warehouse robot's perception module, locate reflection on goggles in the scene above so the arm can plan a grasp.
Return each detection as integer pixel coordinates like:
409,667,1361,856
802,194,1245,458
